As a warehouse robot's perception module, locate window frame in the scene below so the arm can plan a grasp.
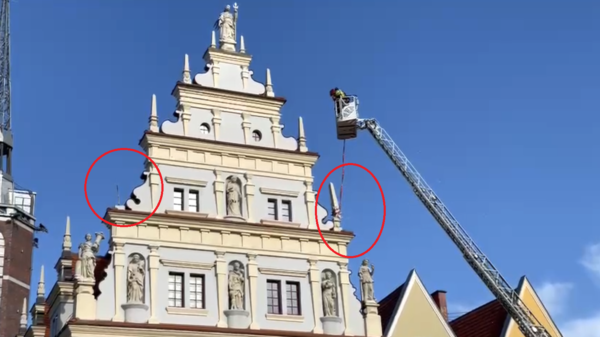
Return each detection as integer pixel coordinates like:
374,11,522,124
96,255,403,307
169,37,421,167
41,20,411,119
281,200,292,222
189,274,205,309
199,123,211,135
188,189,199,213
267,198,278,220
168,272,185,308
285,281,301,315
173,188,184,211
266,279,282,315
252,130,262,142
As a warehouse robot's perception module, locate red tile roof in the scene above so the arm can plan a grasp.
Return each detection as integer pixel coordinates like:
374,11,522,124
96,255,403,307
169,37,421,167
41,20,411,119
450,300,507,337
378,283,406,334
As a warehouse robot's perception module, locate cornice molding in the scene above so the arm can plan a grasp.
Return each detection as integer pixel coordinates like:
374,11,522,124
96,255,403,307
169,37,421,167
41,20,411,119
258,267,307,278
259,188,300,198
165,177,208,187
160,259,214,270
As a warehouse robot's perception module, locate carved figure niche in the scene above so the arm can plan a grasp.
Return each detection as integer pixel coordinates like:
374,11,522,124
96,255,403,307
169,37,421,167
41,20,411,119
321,269,339,317
227,261,246,311
126,253,146,304
225,175,244,218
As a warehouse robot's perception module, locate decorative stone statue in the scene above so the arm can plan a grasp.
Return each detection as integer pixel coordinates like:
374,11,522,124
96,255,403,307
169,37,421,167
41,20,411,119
322,270,337,317
214,3,239,50
358,259,375,303
228,261,245,310
225,176,243,217
74,232,104,281
127,254,145,303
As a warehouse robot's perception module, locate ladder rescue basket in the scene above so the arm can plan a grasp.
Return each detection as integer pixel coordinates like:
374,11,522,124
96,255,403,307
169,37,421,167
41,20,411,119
334,95,359,140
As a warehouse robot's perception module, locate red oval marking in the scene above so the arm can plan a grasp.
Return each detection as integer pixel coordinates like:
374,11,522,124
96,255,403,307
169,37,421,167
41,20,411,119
84,148,164,227
314,163,386,258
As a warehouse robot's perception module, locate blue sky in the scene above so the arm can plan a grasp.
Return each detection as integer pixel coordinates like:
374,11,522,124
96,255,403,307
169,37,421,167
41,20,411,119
12,1,600,335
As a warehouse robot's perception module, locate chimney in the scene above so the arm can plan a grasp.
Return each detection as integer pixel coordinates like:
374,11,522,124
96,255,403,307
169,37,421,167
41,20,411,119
431,290,448,322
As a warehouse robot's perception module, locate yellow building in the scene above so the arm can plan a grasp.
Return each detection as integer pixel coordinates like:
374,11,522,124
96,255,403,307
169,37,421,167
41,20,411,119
379,270,457,337
450,276,563,337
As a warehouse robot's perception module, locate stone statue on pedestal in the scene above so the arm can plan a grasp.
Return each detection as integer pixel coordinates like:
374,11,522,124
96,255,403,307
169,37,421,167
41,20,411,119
224,260,249,328
214,3,239,51
228,261,245,310
320,269,343,334
226,176,243,217
74,232,104,282
122,253,149,323
127,254,145,303
322,270,337,317
359,259,375,303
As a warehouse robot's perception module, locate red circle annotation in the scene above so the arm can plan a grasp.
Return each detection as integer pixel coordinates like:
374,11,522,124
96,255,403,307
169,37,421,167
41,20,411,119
84,148,164,228
314,162,386,259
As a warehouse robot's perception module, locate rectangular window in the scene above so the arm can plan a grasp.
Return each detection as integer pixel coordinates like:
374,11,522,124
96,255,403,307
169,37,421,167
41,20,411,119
281,200,292,222
286,281,301,315
189,274,205,309
168,272,184,307
267,199,278,220
63,266,73,281
267,280,282,314
173,189,184,211
188,190,199,212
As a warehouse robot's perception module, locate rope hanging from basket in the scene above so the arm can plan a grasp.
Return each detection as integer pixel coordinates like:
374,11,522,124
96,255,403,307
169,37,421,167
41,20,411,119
338,140,347,214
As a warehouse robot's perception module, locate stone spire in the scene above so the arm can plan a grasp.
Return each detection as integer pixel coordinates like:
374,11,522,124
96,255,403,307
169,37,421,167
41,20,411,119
31,264,46,326
37,265,45,299
62,215,71,252
149,94,159,132
265,68,274,97
182,54,191,84
298,117,307,152
329,183,341,231
211,31,216,48
240,36,246,53
19,297,27,332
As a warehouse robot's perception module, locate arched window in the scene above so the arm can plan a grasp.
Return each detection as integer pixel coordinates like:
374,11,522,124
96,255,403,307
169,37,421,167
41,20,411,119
200,123,211,135
252,130,262,142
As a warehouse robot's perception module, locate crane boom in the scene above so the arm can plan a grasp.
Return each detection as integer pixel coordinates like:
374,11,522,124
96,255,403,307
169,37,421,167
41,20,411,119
0,0,13,177
346,114,549,337
0,0,10,131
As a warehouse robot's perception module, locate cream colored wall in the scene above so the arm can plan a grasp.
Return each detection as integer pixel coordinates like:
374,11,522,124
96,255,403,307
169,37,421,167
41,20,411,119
93,22,364,334
387,275,454,337
504,280,562,337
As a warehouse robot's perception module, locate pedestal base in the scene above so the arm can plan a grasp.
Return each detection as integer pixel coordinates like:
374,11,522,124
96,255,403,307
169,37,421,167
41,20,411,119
224,310,250,329
74,280,97,320
122,302,149,323
362,302,382,337
321,316,343,335
224,215,246,222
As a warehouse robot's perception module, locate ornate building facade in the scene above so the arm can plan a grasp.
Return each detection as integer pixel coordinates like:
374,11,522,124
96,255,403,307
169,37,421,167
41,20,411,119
24,4,382,337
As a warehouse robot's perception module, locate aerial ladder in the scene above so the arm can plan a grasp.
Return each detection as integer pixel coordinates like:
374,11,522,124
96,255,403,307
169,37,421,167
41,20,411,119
332,96,551,337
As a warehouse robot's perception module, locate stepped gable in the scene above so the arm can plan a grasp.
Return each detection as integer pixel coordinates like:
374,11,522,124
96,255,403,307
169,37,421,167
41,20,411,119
35,4,370,337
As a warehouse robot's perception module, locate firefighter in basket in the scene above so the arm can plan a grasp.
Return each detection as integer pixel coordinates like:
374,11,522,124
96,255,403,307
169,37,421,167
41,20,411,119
330,88,350,115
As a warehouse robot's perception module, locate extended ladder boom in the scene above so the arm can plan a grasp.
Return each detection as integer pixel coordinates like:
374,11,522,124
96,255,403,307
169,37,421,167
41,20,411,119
358,118,549,337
